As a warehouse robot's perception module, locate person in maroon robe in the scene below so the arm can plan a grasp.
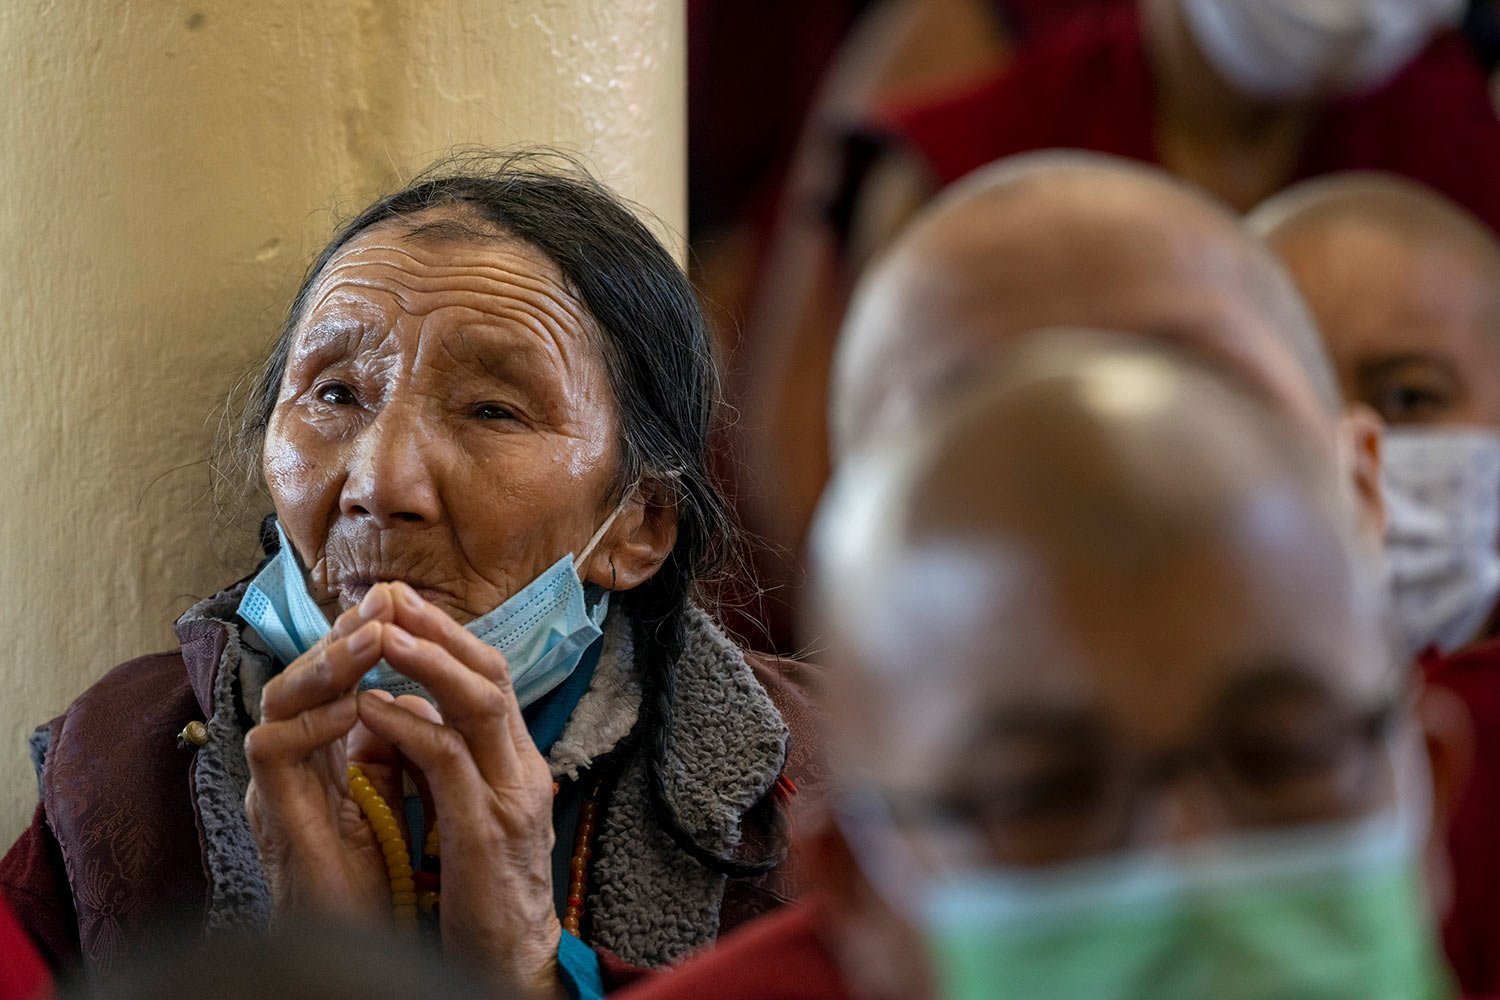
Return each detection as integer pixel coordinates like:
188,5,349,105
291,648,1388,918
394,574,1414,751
621,331,1475,1000
738,0,1500,588
1252,173,1500,995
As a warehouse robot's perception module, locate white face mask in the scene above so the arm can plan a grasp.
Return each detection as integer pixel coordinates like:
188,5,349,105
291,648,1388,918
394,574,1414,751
1383,428,1500,656
1179,0,1464,101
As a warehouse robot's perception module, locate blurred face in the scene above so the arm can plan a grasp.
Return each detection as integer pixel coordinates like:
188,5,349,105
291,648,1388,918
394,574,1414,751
833,487,1403,875
1276,223,1500,429
262,211,623,623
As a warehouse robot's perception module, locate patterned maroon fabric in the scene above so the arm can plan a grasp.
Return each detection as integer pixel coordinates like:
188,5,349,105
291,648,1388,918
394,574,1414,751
0,650,212,977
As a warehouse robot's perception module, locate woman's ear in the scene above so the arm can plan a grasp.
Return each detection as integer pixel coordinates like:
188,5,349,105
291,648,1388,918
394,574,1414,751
581,480,680,591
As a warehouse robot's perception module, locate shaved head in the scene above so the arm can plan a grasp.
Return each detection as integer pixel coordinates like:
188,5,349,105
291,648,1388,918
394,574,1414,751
831,152,1341,456
1250,172,1500,275
813,332,1398,865
1251,172,1500,428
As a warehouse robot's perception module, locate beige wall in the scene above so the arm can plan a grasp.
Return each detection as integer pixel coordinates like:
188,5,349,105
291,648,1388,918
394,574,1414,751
0,1,685,842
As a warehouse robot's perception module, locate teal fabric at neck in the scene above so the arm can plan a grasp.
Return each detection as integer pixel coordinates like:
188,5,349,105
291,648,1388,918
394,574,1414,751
524,635,600,756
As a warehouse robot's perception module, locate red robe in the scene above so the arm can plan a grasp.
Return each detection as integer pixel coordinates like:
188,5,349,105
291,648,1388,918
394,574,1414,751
1426,638,1500,996
0,896,49,1000
608,892,1494,1000
882,4,1500,234
613,899,850,1000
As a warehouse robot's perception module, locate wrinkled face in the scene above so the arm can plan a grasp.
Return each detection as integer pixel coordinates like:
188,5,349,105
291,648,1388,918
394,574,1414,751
262,210,623,623
830,478,1404,874
1276,222,1500,429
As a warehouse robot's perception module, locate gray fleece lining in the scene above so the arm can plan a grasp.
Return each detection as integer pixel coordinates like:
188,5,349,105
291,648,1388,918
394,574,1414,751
27,727,50,799
172,591,787,966
175,586,273,935
587,606,790,966
547,610,642,780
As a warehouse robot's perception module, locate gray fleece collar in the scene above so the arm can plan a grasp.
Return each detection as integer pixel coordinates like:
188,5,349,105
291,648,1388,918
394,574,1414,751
587,604,790,966
175,584,272,934
174,587,788,967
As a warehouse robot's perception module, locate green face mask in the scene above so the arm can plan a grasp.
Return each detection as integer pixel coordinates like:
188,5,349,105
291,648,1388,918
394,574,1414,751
919,812,1452,1000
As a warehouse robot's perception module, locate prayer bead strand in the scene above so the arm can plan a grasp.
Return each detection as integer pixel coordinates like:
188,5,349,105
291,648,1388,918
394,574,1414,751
347,764,418,928
562,774,606,937
347,766,607,941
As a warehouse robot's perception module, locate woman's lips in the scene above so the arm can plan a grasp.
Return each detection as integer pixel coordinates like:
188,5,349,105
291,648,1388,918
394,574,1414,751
337,577,452,609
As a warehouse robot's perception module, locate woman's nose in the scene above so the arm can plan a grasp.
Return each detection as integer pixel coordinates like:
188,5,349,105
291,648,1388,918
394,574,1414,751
338,407,443,527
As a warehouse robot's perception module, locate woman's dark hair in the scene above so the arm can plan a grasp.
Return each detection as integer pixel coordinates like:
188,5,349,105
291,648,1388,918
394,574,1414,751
236,149,782,878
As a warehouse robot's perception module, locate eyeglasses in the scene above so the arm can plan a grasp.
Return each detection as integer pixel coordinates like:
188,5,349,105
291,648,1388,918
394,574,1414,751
858,693,1404,868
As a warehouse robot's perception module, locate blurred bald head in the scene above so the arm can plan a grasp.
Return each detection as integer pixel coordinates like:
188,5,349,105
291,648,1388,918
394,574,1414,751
832,152,1341,456
814,332,1397,864
1251,172,1500,429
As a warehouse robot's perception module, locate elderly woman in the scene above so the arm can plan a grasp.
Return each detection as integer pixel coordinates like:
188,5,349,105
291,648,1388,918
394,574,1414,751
0,154,819,998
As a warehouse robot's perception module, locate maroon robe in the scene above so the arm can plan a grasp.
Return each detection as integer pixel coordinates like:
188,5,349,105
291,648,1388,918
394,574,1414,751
614,899,851,1000
880,4,1500,235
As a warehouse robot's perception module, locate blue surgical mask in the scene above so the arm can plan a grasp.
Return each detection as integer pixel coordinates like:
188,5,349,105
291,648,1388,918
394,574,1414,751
238,521,340,668
356,553,609,708
237,506,623,710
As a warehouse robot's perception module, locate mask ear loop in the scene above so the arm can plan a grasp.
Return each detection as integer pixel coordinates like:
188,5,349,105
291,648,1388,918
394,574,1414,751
574,483,639,571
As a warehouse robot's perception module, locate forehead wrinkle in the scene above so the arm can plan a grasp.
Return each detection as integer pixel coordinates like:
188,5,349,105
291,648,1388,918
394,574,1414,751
323,239,582,303
308,237,587,321
419,310,574,387
306,259,582,328
302,265,590,370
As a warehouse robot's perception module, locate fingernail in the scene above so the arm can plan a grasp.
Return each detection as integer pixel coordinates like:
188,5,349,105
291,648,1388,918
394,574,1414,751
358,587,383,619
387,626,416,651
349,623,378,655
397,583,422,612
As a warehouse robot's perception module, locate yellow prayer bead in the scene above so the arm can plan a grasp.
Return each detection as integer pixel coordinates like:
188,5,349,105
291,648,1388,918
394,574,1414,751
346,764,424,930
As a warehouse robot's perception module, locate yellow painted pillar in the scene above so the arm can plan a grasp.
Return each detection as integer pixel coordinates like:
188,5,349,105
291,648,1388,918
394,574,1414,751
0,1,685,840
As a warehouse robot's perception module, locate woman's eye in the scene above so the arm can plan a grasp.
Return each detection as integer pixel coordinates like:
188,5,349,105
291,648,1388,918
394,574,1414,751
474,403,514,421
315,382,358,406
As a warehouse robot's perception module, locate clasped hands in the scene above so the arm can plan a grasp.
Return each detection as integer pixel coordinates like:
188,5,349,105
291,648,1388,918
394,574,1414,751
244,582,563,1000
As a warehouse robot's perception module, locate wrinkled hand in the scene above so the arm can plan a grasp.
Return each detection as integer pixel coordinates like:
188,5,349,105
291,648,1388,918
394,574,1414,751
353,582,563,1000
244,597,401,921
